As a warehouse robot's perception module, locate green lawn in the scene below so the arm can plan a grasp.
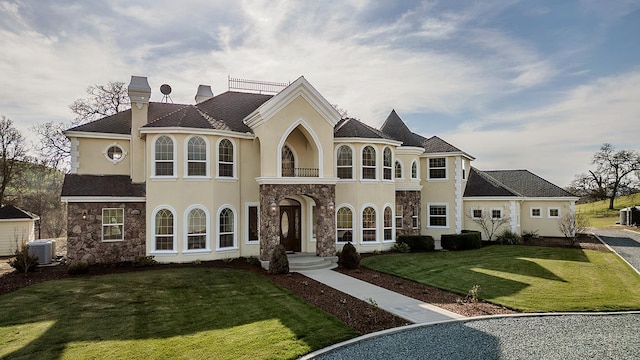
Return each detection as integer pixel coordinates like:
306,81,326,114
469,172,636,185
0,268,356,360
577,193,640,228
363,246,640,312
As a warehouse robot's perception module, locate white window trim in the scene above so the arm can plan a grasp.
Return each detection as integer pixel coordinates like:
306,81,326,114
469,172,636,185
310,203,317,242
471,208,483,220
335,144,355,181
216,204,238,251
427,203,449,229
382,147,393,182
490,208,503,220
395,205,403,229
151,134,178,180
276,118,324,177
182,205,211,254
382,204,395,243
427,157,448,181
184,135,211,179
410,160,419,180
150,205,178,255
548,207,560,219
216,137,238,180
360,145,378,182
360,203,379,244
245,202,260,244
280,142,298,177
395,160,404,180
101,208,124,242
530,207,542,218
102,143,127,164
412,205,420,229
336,204,356,244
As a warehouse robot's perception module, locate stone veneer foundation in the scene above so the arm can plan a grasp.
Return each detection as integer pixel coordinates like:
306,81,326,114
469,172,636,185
259,183,336,261
395,190,421,236
67,202,146,264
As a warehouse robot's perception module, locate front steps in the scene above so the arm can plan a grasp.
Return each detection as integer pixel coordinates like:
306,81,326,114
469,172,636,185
261,253,338,271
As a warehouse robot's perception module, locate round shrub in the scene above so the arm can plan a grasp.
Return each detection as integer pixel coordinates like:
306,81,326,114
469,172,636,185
339,242,360,269
391,242,411,253
268,244,290,274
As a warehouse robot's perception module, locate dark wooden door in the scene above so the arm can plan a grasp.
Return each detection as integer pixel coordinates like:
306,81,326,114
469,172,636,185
280,205,301,252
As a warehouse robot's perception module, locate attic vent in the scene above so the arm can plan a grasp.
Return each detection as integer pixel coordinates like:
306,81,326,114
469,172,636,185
228,76,289,94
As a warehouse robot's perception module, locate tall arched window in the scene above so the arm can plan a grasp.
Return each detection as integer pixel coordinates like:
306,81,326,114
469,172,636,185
187,136,207,176
219,207,235,249
336,207,353,243
383,206,393,241
187,208,207,250
362,206,376,242
218,139,234,177
336,145,353,179
383,147,392,180
411,160,418,179
282,145,295,177
362,146,376,180
155,136,174,176
154,209,174,251
395,160,402,179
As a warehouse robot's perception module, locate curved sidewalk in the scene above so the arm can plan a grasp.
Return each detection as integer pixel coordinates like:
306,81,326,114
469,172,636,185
297,269,464,324
591,228,640,275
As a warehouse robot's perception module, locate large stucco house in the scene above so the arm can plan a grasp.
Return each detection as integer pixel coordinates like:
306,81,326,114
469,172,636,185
61,75,577,265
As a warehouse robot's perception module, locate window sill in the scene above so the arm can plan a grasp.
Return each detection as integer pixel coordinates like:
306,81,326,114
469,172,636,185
150,250,178,255
183,249,212,255
382,239,395,243
337,179,355,182
426,178,448,182
216,247,239,252
101,239,124,243
360,241,381,246
427,226,449,229
359,179,379,183
245,240,260,245
215,177,239,182
184,176,212,181
150,176,178,181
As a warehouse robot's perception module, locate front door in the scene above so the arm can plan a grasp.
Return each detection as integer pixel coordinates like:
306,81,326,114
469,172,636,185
280,205,301,252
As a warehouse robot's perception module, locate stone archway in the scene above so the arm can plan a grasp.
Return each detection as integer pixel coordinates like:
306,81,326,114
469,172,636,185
259,183,335,261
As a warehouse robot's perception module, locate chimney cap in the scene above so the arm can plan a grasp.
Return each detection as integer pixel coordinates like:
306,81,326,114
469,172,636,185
128,76,151,93
195,85,214,103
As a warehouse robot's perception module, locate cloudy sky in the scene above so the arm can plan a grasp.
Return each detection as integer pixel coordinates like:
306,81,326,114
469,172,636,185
1,0,639,186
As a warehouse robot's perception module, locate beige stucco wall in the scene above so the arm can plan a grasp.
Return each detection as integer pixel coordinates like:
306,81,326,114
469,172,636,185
74,138,131,175
520,200,572,238
463,200,517,240
0,220,36,256
420,156,459,239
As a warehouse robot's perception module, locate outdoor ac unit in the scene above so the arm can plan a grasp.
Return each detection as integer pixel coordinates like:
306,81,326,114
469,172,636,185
27,241,53,265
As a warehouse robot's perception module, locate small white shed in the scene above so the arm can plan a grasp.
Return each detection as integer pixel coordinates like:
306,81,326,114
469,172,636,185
0,205,39,256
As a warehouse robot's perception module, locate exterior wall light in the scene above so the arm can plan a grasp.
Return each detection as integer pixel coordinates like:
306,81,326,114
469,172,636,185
328,200,335,211
82,210,87,220
270,201,278,213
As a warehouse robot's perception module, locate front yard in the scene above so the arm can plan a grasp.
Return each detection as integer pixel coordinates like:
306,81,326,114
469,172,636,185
0,268,356,360
362,245,640,312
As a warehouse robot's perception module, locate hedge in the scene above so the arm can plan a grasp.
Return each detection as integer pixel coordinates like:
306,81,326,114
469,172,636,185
397,235,435,252
441,231,482,251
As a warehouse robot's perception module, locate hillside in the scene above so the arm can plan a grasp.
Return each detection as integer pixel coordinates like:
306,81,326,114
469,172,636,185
576,193,640,228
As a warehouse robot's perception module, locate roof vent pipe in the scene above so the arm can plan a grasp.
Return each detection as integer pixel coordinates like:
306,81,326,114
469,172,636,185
195,85,214,103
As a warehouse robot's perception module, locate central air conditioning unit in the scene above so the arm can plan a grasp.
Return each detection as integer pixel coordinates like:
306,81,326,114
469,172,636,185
27,240,55,265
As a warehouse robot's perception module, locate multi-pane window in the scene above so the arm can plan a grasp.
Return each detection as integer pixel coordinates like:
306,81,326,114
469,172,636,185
362,206,377,242
548,208,560,218
491,209,503,219
428,158,446,179
412,205,419,228
336,207,353,243
411,161,418,179
154,209,174,251
336,145,353,179
102,208,124,241
218,139,234,177
383,206,393,241
219,208,235,248
187,136,207,176
383,147,392,180
395,161,402,179
395,205,403,229
155,136,174,176
472,209,483,219
312,205,317,240
362,146,376,180
531,208,542,218
428,205,447,227
282,145,295,177
187,208,207,250
248,206,259,242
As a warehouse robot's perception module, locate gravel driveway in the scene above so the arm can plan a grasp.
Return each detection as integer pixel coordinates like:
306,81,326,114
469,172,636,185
305,313,640,359
591,228,640,273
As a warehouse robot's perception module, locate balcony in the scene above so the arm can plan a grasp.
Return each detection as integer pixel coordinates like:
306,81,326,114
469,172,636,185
282,167,319,177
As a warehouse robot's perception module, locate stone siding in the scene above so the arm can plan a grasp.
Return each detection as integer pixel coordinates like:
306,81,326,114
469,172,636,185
396,190,421,236
67,202,146,264
260,184,335,260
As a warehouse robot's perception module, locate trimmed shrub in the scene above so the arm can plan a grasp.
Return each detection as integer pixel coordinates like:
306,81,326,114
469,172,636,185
390,242,411,253
496,229,522,245
268,244,289,274
522,230,539,242
339,242,360,269
8,243,39,274
441,231,482,251
246,256,262,267
397,235,435,252
133,256,157,267
67,262,90,275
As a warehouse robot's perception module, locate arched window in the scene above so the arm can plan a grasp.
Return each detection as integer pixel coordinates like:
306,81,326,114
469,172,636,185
187,136,207,176
362,206,376,242
362,146,376,180
336,145,353,179
383,147,392,180
336,207,353,243
187,208,207,250
395,160,402,179
411,160,418,179
218,139,234,177
154,209,174,251
282,145,295,177
383,206,393,241
219,207,235,249
154,136,174,176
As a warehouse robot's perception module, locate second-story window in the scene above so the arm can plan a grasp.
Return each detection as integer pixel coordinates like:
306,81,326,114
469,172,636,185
218,139,234,177
411,161,418,179
428,157,446,179
187,136,207,177
383,147,392,180
282,145,295,177
362,146,376,180
154,136,174,176
395,161,402,179
336,145,353,179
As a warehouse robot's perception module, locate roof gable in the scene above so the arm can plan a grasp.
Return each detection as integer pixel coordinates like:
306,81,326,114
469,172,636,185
0,205,39,220
61,174,145,198
380,110,426,147
464,168,575,198
464,167,517,197
334,118,394,139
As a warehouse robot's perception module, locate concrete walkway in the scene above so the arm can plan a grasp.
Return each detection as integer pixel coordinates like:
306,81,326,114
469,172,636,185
591,228,640,275
297,269,464,324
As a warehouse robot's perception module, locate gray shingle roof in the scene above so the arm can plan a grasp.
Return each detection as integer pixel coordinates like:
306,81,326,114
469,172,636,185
422,136,463,153
334,118,394,139
0,205,39,219
464,167,575,198
379,110,426,147
67,103,186,134
61,174,145,198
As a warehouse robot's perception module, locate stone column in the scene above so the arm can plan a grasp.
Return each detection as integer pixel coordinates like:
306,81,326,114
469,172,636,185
396,190,421,236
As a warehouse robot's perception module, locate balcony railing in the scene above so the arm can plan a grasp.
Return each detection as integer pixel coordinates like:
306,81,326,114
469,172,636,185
282,167,319,177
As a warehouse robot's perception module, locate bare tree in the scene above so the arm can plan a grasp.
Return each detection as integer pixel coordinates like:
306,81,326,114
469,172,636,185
0,116,28,205
69,81,130,124
558,212,590,246
468,209,510,241
31,122,71,172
